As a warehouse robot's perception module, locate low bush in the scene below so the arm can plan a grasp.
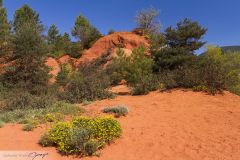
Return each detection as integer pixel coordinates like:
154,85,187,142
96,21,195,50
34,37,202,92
40,116,122,156
22,122,37,131
61,52,113,103
103,105,129,118
0,101,84,124
3,89,56,111
107,46,158,95
56,64,73,86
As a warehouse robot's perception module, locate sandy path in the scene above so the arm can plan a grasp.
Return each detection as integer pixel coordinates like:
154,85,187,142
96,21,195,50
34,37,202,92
0,90,240,160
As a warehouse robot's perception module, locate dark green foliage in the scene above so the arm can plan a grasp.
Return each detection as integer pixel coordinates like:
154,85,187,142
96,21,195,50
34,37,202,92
2,5,49,95
72,14,101,49
47,24,82,58
165,18,207,52
103,105,129,118
153,18,207,71
3,22,50,93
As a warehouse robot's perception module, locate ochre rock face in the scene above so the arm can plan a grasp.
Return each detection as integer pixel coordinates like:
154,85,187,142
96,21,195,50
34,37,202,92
45,32,149,83
76,31,149,64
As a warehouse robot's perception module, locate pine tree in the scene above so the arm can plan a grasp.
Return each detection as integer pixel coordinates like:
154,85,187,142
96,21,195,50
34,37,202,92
72,14,101,49
3,5,49,93
0,0,11,56
13,4,42,32
165,18,207,52
47,24,60,45
153,18,207,71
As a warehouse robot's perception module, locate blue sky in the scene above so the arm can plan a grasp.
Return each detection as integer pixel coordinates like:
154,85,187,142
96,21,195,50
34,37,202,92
3,0,240,53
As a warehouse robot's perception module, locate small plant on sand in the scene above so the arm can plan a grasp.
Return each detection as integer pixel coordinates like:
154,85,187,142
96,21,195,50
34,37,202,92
103,105,129,118
40,116,122,156
22,122,36,131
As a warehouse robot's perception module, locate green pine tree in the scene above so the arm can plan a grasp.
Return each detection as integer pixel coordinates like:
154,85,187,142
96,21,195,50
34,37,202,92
72,14,101,49
3,5,49,94
47,24,60,45
0,0,11,56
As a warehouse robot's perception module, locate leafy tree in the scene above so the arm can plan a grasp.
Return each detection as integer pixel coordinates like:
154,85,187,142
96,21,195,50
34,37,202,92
0,0,11,56
13,4,42,32
153,18,207,71
198,46,226,94
48,24,60,45
72,14,101,49
135,7,161,34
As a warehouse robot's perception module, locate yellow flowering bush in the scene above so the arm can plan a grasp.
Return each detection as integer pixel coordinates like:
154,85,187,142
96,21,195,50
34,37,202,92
39,116,122,156
47,122,74,154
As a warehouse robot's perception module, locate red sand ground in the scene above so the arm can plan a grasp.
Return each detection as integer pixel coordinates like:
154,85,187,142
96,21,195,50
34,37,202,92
0,89,240,160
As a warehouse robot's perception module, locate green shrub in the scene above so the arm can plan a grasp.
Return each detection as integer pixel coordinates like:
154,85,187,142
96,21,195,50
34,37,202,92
107,46,157,95
131,74,158,95
40,116,122,156
4,89,56,111
39,133,53,147
198,46,227,94
103,105,129,118
83,140,100,156
61,53,113,103
5,91,34,110
56,64,73,86
22,122,36,131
